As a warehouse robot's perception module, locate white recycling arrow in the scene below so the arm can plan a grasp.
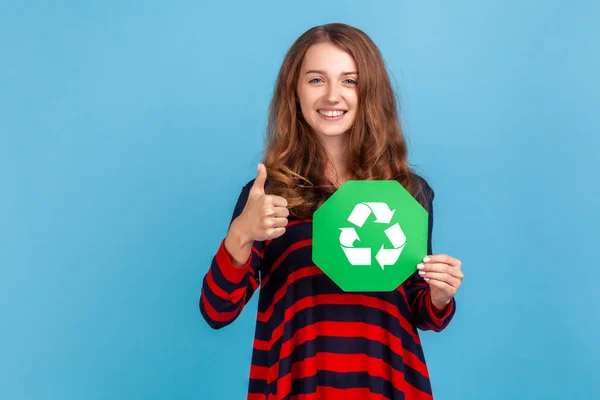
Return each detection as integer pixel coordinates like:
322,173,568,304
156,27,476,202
375,244,406,269
340,203,407,269
347,203,372,227
383,223,406,249
347,202,396,227
364,202,395,224
339,228,360,247
340,227,370,265
342,247,372,265
374,223,407,270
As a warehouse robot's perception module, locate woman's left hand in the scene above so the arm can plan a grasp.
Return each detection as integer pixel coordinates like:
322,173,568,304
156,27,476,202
417,254,464,311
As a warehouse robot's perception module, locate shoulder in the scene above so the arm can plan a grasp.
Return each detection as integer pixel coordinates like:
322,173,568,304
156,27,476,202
409,172,435,209
411,172,434,193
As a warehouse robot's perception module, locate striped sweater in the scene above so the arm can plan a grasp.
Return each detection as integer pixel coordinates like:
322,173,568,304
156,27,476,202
200,176,456,399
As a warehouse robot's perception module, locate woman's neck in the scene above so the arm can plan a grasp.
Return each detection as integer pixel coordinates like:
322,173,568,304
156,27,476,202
321,134,352,186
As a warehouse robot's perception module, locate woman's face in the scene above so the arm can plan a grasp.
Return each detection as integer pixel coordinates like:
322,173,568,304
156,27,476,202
296,42,358,140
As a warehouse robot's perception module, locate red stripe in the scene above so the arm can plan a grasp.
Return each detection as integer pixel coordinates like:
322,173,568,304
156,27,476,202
255,294,421,353
415,289,427,312
290,387,393,400
261,219,311,250
206,268,246,303
263,220,310,254
252,246,264,259
276,353,430,398
286,219,312,228
250,365,269,380
413,290,438,330
200,287,241,323
248,394,266,400
258,266,323,322
425,292,453,327
261,239,312,287
262,321,428,386
254,338,270,351
405,278,428,289
215,241,249,284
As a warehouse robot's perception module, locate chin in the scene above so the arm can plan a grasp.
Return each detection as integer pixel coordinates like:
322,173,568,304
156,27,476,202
318,131,348,138
316,125,353,137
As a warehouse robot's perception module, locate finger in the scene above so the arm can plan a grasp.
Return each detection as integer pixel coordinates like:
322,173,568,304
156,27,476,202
425,254,462,269
267,227,286,239
426,278,458,295
420,262,464,280
419,271,461,288
270,195,288,208
251,163,267,195
271,217,289,228
272,207,290,218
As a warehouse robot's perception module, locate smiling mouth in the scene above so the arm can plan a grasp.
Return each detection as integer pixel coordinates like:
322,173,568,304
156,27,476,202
318,110,347,117
317,110,348,121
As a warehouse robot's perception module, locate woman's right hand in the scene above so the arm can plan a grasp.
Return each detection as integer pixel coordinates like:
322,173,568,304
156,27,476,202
232,163,290,245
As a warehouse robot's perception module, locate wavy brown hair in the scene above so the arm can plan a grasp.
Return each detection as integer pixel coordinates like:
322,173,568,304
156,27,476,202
263,23,430,219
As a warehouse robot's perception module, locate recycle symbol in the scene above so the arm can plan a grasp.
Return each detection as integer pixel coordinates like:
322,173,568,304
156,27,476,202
313,180,428,292
339,202,407,270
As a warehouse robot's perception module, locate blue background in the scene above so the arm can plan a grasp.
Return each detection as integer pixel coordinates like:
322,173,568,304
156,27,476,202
2,1,598,399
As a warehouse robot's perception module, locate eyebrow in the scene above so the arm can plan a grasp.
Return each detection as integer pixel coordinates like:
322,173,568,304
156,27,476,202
304,70,358,76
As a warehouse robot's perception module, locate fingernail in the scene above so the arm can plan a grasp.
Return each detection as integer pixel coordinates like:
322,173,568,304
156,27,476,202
417,263,424,270
424,277,430,282
418,271,426,276
423,257,430,262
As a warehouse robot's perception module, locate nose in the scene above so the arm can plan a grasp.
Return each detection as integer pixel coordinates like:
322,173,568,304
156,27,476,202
325,83,341,103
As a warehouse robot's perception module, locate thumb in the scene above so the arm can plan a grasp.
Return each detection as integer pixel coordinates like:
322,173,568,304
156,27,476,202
251,163,267,194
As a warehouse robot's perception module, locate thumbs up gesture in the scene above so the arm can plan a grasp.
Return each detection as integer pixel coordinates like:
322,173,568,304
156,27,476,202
238,163,290,242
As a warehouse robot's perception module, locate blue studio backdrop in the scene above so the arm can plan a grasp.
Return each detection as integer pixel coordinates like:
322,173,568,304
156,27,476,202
1,1,598,399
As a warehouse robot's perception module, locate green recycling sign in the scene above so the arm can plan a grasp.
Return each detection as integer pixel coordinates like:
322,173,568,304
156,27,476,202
312,180,429,292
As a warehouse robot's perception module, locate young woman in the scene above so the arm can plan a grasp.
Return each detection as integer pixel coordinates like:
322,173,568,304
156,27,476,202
200,23,464,400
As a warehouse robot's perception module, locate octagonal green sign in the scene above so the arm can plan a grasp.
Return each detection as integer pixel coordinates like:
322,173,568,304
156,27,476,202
312,180,429,292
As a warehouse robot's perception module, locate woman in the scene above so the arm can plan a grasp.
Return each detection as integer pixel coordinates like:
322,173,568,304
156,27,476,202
200,23,464,400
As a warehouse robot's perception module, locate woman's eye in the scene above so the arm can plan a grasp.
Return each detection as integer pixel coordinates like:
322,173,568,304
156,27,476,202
308,77,357,85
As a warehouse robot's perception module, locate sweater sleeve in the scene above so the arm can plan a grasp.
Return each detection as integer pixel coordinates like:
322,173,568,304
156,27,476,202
403,179,456,332
199,180,264,330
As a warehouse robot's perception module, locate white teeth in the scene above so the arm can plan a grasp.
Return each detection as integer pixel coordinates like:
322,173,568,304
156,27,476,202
319,110,345,117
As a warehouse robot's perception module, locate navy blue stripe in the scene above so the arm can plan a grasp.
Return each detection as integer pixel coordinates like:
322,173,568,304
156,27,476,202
254,271,339,340
257,262,343,319
255,302,426,367
289,370,405,399
209,257,247,292
248,378,269,397
199,297,238,329
250,349,269,368
249,254,263,274
278,336,430,395
418,297,456,331
261,221,312,269
259,235,313,291
257,254,416,334
250,337,429,395
202,274,244,313
253,278,423,363
257,269,416,335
